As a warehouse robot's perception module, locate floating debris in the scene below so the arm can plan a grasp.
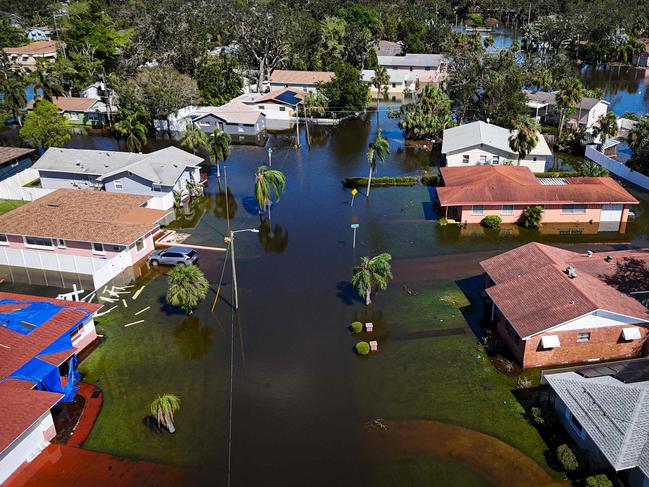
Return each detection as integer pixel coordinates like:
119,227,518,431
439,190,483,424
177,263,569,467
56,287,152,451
100,297,117,303
132,286,146,300
124,320,144,328
122,299,128,308
134,306,150,316
95,306,117,317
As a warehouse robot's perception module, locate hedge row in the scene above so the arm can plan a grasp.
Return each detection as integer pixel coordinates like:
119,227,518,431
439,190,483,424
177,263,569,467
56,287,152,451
342,176,438,188
534,171,579,178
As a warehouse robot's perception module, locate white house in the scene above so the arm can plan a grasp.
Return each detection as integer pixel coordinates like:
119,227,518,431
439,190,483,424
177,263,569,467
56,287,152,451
524,91,610,132
231,89,305,129
441,121,553,172
361,69,417,97
377,54,447,86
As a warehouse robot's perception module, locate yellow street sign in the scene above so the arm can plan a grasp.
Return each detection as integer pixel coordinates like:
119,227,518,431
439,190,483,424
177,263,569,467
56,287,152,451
351,188,358,196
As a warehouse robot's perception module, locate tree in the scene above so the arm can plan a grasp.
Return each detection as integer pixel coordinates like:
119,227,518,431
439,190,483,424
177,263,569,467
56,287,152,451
303,91,327,146
209,128,231,178
318,62,370,114
30,59,65,102
371,65,389,121
181,125,209,156
351,253,393,305
114,113,148,152
530,66,553,92
0,16,27,48
577,160,609,177
509,116,541,165
396,85,454,140
521,206,544,229
585,475,612,487
593,111,618,148
196,54,243,106
255,165,286,216
150,394,181,433
165,264,209,314
627,118,649,175
555,78,584,145
1,71,26,126
20,100,72,149
366,130,390,197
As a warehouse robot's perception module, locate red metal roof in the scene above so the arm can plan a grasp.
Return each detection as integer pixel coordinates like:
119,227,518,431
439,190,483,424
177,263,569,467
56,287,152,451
437,166,639,206
480,243,649,337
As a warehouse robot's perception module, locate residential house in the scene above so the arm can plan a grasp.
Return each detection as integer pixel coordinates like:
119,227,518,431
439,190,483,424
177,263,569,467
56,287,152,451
26,97,109,128
233,88,305,129
441,121,553,172
0,147,34,181
524,90,610,132
2,40,61,70
0,292,101,483
0,189,169,289
633,38,649,67
192,101,267,141
545,361,649,486
79,81,116,120
481,243,649,368
268,70,335,93
437,165,638,230
32,146,202,210
377,54,448,86
361,69,417,97
374,40,403,57
26,27,51,41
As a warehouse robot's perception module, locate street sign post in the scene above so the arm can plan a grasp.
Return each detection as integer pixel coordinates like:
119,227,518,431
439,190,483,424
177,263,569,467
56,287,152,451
267,147,273,167
350,223,360,249
351,187,358,206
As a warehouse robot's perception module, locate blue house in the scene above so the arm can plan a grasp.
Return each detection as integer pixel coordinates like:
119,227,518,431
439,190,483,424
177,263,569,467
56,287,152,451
0,147,34,181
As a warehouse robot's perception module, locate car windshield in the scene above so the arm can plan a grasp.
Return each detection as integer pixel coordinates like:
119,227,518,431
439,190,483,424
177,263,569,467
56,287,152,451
187,250,197,258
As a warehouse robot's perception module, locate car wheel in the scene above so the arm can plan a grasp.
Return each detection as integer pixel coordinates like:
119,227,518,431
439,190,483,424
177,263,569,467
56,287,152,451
150,259,159,266
176,261,186,266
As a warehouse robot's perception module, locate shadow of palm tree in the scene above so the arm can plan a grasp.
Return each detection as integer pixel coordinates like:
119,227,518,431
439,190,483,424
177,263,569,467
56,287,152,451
258,219,289,253
336,281,363,305
173,315,215,360
242,196,260,215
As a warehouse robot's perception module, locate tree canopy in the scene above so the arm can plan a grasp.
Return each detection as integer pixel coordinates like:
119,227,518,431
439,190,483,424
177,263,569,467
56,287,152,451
20,100,72,149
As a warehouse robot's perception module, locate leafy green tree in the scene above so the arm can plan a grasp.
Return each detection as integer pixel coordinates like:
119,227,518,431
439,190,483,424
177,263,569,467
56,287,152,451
318,62,370,114
150,394,181,433
627,118,649,175
371,65,389,111
166,264,209,314
555,78,584,145
196,54,243,106
114,113,148,152
255,165,286,215
0,16,27,47
593,111,618,148
509,116,541,165
577,160,609,177
520,206,544,229
351,253,393,306
209,128,231,178
396,85,454,140
181,125,209,156
530,66,553,92
20,100,72,149
366,130,390,197
585,474,612,487
29,60,65,102
315,17,346,70
1,70,27,126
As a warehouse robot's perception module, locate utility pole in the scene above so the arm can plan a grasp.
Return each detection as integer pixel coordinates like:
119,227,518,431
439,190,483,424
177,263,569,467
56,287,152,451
226,228,259,310
294,103,300,147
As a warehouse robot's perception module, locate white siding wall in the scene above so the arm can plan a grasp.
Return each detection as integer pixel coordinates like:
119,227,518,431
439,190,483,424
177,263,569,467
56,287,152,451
445,146,549,173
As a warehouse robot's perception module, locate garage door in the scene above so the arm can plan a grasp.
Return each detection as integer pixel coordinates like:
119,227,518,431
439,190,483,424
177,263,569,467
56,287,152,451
599,204,623,232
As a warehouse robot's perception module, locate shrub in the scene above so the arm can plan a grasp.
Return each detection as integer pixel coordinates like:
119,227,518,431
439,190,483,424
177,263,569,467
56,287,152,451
481,215,502,228
535,171,579,178
351,321,363,333
438,217,449,226
520,205,543,229
355,341,370,355
517,376,532,389
556,444,580,472
530,407,545,426
585,474,612,487
342,176,438,188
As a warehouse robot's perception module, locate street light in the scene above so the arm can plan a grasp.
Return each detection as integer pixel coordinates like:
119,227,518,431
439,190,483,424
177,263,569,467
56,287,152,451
225,228,259,310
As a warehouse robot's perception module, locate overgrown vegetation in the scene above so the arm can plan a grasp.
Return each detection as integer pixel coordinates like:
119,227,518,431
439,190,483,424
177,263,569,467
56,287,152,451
520,206,544,229
481,215,502,228
342,176,437,188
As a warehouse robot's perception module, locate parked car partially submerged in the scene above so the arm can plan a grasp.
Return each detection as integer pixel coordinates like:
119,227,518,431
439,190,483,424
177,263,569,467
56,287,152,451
148,247,198,266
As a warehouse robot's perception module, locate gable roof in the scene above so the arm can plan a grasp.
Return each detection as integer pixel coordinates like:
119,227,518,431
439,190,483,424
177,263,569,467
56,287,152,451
0,189,168,245
480,243,649,337
437,165,639,206
194,101,264,125
546,371,649,475
3,40,60,55
524,91,608,112
27,96,99,112
269,70,334,85
33,146,202,186
0,146,34,165
441,121,552,157
378,53,445,68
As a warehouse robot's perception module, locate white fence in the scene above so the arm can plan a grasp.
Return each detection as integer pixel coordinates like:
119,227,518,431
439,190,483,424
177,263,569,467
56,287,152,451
0,168,54,201
585,145,649,191
147,192,175,210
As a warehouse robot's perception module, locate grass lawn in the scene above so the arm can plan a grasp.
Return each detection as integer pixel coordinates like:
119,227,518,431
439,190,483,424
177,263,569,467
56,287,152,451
369,457,493,487
0,199,26,215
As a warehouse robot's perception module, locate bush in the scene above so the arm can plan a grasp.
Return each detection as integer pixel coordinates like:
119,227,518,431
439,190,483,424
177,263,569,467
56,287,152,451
438,217,448,226
556,444,580,472
520,205,543,229
342,176,436,188
585,474,612,487
530,407,545,426
534,171,579,178
481,215,502,228
355,341,370,355
351,321,363,333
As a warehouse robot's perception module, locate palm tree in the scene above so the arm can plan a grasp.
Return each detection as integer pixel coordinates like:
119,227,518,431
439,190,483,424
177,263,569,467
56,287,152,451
1,75,26,126
366,130,390,197
166,264,209,314
531,67,553,92
150,394,181,433
255,165,286,220
303,91,327,147
30,61,64,102
351,253,393,306
209,128,231,178
114,114,148,152
371,66,390,124
181,124,209,156
555,78,584,145
509,116,540,165
593,111,618,149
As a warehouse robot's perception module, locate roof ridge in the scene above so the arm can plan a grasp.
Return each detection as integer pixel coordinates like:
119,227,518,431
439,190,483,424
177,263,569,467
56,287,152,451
615,387,649,469
550,262,602,311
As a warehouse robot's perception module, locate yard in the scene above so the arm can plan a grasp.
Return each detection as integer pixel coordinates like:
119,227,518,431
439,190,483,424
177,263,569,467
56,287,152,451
0,199,26,215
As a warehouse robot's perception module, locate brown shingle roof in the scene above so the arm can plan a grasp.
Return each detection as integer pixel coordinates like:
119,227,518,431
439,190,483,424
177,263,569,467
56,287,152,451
27,96,99,112
437,166,638,206
0,189,168,245
0,146,34,165
480,243,649,337
270,70,334,85
3,40,61,55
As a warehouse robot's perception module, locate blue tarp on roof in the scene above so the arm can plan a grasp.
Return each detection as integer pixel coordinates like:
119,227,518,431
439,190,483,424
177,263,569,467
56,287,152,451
10,357,63,393
275,90,302,106
39,333,74,357
0,299,66,335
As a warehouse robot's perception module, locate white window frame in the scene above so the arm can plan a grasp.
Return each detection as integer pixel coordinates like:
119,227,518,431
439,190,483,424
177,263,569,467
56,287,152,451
92,242,105,255
24,236,54,250
0,234,8,246
576,332,591,343
114,180,123,190
562,204,587,214
501,205,514,215
462,155,470,164
136,238,145,253
479,155,487,164
492,155,500,165
471,205,484,215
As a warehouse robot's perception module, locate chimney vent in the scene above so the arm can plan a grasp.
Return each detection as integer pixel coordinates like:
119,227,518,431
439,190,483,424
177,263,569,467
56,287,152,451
605,255,613,262
566,265,577,279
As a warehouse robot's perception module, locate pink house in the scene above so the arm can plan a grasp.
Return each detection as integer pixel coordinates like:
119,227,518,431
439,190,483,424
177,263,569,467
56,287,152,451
0,189,169,289
437,166,638,232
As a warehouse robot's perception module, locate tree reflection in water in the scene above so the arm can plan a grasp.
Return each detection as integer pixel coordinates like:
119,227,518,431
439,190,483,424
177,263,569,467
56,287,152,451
173,315,215,360
258,218,289,253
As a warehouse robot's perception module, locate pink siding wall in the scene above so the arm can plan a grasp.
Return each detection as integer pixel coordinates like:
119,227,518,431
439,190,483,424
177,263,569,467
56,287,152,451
1,235,126,258
71,319,97,352
454,204,629,224
128,232,155,264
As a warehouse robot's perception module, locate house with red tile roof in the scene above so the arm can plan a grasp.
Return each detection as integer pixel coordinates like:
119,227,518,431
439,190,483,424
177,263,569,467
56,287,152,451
2,40,62,71
0,189,169,290
0,292,101,483
480,243,649,368
437,165,638,232
269,70,334,92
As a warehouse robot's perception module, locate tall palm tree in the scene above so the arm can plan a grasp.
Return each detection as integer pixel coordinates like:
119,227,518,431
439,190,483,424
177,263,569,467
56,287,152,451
255,165,286,217
166,264,209,315
555,78,584,145
509,115,540,165
209,128,231,178
351,253,393,306
366,130,390,197
303,91,327,147
1,75,26,126
30,61,64,102
114,113,148,152
371,66,390,124
150,394,181,433
181,124,209,156
593,111,618,149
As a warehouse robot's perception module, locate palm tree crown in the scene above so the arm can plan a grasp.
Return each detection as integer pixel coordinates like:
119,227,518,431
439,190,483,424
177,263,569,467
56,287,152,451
150,394,181,433
255,165,286,214
365,130,390,197
210,128,231,164
593,111,618,148
351,253,393,306
555,78,584,142
166,264,209,314
509,115,540,164
181,125,209,155
114,113,148,152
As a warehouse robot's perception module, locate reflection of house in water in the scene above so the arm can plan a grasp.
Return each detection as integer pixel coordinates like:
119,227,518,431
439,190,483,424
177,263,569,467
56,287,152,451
458,220,629,238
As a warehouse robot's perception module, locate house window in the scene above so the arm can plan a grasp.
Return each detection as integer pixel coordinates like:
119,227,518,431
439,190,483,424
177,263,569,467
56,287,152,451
562,204,587,214
92,242,105,254
492,156,500,165
279,106,286,112
501,205,514,215
392,83,396,88
136,238,145,253
57,239,66,248
114,180,123,190
462,155,470,164
479,155,487,164
24,236,53,248
577,332,591,342
0,234,7,245
471,205,484,215
425,67,430,71
258,105,265,110
152,184,162,192
68,112,79,120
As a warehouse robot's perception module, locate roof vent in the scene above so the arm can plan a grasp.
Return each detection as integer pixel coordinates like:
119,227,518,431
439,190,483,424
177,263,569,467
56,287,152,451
587,250,593,257
47,201,60,207
605,255,613,262
565,265,577,279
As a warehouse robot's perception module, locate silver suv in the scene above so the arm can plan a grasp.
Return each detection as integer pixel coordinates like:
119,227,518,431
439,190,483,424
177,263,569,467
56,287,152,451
148,247,198,266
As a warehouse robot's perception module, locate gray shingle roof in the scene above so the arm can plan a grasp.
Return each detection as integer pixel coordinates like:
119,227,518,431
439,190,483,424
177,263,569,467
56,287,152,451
377,54,445,68
546,372,649,474
33,146,202,186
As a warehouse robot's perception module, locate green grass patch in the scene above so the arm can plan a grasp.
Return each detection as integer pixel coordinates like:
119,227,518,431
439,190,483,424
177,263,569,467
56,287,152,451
0,199,26,215
369,456,493,487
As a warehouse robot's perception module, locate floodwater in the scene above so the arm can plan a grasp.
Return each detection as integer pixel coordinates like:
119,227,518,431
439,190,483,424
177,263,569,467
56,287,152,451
580,64,649,115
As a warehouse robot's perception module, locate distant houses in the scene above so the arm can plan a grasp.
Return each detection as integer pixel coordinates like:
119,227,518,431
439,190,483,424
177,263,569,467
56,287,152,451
524,90,610,132
26,97,109,128
2,40,61,70
441,121,553,172
26,27,52,41
192,101,267,140
633,38,649,67
377,53,447,86
481,243,649,368
437,165,638,230
268,70,334,92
